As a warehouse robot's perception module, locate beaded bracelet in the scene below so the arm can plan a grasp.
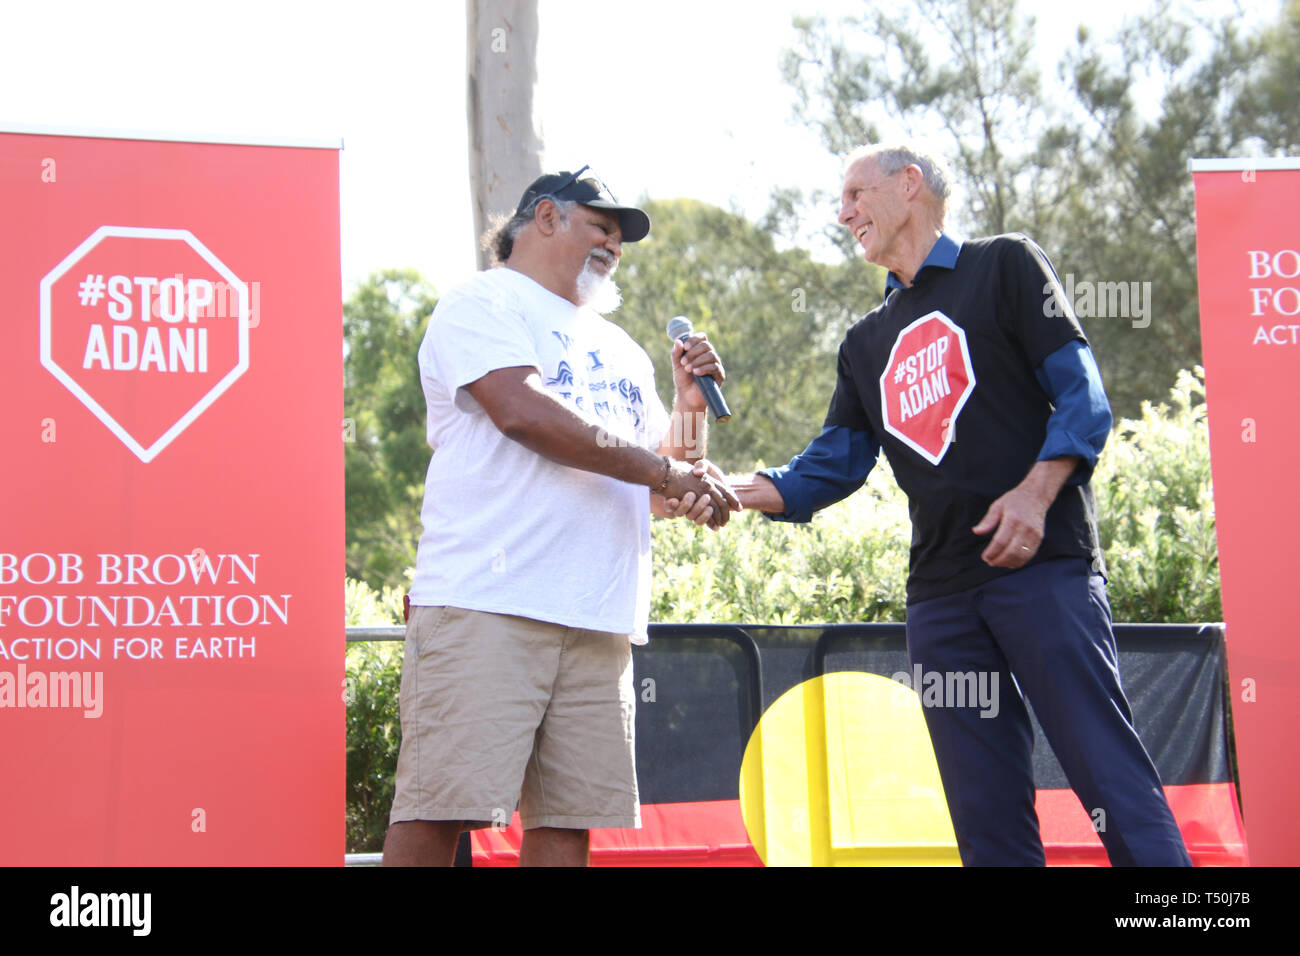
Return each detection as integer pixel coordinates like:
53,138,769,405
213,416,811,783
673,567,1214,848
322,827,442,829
653,455,672,493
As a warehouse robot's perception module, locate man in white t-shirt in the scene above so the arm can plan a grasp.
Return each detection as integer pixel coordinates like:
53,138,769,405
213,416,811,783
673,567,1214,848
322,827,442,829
382,168,739,867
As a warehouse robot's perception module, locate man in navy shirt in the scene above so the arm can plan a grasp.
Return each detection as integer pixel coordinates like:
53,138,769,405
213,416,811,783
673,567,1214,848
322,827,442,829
730,144,1191,866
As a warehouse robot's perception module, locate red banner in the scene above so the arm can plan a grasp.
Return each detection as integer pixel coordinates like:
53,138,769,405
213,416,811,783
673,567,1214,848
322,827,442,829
0,127,343,864
1192,158,1300,866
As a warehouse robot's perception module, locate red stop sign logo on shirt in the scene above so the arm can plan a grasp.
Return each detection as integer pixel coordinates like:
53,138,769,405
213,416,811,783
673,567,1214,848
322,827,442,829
39,226,250,463
878,311,975,465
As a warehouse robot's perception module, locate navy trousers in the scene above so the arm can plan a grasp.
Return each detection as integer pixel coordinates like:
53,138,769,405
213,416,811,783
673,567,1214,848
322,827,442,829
906,557,1192,866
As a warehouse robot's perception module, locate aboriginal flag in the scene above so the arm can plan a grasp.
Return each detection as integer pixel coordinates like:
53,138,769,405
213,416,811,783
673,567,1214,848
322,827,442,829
470,623,1244,866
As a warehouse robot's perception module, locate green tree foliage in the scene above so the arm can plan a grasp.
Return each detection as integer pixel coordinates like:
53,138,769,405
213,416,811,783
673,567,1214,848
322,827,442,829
784,0,1048,237
344,270,437,591
1231,0,1300,149
612,197,882,470
779,0,1300,417
1043,0,1300,415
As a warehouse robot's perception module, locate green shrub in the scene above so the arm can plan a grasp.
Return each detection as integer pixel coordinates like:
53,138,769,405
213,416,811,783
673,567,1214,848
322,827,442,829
1093,368,1219,622
345,577,405,627
344,579,404,852
651,459,911,623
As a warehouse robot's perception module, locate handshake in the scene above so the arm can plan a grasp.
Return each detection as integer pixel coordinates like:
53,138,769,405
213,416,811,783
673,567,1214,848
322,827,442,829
653,458,761,531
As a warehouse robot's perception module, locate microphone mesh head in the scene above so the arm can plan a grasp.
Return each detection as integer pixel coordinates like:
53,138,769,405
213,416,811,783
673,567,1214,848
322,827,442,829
666,316,693,341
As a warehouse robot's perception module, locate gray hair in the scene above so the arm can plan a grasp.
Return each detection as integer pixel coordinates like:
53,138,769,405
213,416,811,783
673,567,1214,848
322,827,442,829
482,197,577,265
846,143,951,211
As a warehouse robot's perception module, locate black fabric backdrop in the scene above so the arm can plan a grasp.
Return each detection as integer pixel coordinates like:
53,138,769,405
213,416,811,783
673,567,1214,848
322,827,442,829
631,623,1231,806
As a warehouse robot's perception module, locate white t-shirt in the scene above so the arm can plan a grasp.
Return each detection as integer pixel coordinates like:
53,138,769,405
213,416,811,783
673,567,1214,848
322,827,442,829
409,266,670,641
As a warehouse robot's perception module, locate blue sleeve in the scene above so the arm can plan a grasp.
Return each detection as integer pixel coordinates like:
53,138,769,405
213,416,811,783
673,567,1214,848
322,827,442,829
757,425,879,523
1034,341,1113,485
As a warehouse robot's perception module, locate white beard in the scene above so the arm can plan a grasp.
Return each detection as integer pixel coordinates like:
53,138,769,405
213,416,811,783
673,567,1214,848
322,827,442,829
575,255,623,314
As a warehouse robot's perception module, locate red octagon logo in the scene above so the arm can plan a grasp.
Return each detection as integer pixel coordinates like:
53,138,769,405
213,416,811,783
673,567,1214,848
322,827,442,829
878,310,975,465
39,226,249,463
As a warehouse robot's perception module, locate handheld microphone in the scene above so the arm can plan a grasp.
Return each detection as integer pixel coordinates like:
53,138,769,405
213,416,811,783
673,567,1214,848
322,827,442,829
666,315,732,423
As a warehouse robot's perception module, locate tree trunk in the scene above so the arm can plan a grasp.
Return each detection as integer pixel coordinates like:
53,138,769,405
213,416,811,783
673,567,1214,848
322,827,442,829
466,0,545,270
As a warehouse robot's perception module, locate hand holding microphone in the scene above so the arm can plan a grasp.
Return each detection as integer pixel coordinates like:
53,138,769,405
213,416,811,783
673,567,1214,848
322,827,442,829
666,316,732,423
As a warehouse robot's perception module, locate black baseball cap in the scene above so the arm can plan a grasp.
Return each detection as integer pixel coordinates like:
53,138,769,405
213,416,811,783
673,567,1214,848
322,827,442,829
514,166,650,242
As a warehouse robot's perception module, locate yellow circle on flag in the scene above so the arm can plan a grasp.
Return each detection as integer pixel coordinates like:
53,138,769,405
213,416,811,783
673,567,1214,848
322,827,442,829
739,671,961,866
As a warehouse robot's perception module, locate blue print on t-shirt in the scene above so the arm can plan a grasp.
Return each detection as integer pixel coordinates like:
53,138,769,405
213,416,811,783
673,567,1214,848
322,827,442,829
547,361,575,387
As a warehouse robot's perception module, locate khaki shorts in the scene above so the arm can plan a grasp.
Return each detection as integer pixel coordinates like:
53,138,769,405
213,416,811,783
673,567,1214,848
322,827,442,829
388,605,640,830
